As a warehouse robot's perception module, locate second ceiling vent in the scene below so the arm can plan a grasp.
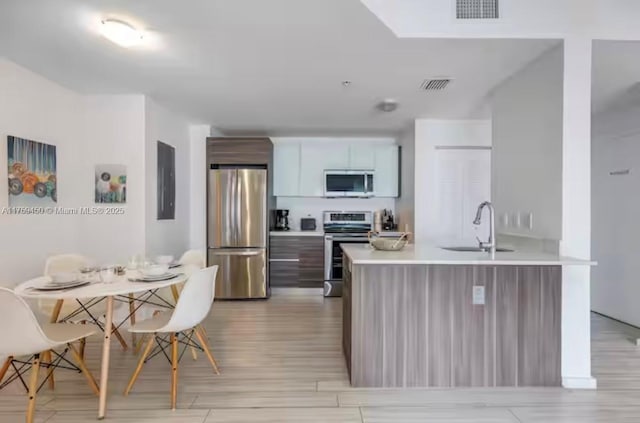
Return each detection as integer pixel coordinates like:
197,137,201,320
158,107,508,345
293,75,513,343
456,0,499,19
421,79,452,91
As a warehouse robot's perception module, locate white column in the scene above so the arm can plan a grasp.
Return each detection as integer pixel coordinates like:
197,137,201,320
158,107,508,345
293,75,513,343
188,125,212,250
560,37,596,389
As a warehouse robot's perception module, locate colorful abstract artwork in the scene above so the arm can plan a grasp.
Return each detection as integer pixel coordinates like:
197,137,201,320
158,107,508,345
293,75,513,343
7,135,57,206
95,164,127,204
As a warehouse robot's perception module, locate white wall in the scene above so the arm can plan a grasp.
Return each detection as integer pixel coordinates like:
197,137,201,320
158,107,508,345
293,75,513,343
490,46,564,243
592,101,640,326
0,58,196,285
0,58,84,285
188,125,211,250
413,119,492,243
395,124,415,234
144,98,192,259
80,95,146,263
276,197,396,231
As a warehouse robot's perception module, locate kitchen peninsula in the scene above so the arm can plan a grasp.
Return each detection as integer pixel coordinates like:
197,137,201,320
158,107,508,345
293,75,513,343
341,244,595,389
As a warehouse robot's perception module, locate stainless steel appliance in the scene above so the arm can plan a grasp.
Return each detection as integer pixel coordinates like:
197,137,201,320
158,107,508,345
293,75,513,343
208,166,268,299
323,211,372,297
273,209,290,231
324,170,374,198
300,217,316,231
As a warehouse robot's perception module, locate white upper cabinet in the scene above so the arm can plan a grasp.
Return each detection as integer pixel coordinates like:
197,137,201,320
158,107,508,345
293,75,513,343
299,142,349,196
373,144,399,197
349,146,375,169
273,138,399,198
272,141,301,196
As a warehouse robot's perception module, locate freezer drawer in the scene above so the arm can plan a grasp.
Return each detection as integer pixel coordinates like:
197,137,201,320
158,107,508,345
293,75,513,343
208,248,268,299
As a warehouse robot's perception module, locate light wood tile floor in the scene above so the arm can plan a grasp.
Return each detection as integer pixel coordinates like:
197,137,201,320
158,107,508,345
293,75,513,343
2,294,640,422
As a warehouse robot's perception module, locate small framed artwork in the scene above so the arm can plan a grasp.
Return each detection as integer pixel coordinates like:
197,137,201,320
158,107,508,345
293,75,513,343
7,135,57,206
95,164,127,203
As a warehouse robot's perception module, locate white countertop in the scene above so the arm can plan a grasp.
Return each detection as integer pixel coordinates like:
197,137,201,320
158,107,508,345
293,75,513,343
341,243,595,266
270,230,324,237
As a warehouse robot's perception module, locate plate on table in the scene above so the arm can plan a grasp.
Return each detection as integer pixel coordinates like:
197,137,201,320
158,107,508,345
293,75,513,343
129,273,180,283
34,281,91,291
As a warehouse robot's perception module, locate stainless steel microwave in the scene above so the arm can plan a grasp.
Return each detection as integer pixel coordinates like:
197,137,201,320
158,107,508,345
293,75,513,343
324,170,374,197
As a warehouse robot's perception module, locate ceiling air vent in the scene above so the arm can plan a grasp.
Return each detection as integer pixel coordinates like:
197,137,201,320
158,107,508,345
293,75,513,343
456,0,499,19
421,79,452,91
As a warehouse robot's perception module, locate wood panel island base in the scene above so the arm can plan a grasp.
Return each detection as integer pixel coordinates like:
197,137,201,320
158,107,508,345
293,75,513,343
341,244,595,389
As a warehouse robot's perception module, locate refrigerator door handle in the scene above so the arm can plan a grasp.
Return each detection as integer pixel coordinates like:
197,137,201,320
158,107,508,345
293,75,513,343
234,170,241,243
209,250,262,257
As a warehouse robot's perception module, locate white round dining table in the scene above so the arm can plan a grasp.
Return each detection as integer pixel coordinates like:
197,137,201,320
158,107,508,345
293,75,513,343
15,269,191,420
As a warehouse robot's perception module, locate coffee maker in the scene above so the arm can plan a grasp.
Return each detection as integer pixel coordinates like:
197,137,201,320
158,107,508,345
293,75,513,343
273,209,290,231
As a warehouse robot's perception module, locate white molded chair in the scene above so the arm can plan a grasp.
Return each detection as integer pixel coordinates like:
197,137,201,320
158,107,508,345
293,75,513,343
39,254,90,322
178,250,206,268
0,288,99,423
43,253,87,276
40,254,128,349
137,250,207,359
124,266,220,410
149,249,206,310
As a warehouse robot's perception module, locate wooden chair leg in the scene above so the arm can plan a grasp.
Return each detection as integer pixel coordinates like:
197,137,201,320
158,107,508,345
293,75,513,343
124,334,155,395
128,294,137,348
170,333,178,410
46,299,64,390
133,316,157,354
198,324,209,340
68,343,100,396
79,321,87,359
26,354,41,423
194,328,220,375
133,338,144,355
41,350,57,390
170,286,198,361
112,325,129,350
0,356,12,384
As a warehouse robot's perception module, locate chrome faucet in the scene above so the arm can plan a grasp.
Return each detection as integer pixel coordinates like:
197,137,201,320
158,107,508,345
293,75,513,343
473,201,496,257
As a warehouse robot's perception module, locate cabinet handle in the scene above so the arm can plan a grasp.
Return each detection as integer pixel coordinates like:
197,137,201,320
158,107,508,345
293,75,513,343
269,259,300,262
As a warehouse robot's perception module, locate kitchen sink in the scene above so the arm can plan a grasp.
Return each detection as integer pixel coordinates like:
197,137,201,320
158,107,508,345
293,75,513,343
441,246,514,253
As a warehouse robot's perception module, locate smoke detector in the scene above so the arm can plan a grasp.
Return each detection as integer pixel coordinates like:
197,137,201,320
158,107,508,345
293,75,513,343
420,78,452,91
377,99,399,112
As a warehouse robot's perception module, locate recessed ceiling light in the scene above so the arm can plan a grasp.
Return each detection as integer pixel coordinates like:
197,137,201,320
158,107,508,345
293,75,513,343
377,99,399,112
100,19,143,48
342,80,352,87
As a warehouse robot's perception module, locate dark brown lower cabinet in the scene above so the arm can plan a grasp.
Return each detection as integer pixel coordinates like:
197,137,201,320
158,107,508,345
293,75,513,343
269,235,324,288
269,260,299,288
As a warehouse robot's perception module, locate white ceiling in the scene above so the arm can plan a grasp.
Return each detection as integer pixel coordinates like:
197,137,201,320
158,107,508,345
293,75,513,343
593,40,640,114
0,0,559,136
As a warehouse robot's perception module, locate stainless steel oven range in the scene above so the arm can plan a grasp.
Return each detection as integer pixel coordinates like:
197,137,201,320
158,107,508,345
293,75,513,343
323,211,372,297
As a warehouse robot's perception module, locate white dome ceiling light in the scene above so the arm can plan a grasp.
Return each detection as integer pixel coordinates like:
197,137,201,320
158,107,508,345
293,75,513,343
100,19,143,48
377,99,399,113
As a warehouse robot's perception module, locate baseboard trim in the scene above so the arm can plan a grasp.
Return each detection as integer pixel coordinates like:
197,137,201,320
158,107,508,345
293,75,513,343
271,287,323,296
562,376,597,389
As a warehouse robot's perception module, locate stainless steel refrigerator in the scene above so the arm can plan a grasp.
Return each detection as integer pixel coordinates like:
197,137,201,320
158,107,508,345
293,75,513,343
207,167,268,299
